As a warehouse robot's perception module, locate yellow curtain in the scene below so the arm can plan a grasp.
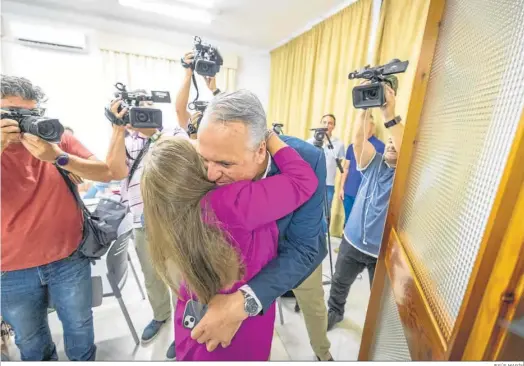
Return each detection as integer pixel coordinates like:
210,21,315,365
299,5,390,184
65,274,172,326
372,0,431,139
268,0,374,236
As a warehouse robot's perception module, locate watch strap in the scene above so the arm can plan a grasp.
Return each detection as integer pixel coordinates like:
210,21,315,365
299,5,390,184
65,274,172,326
384,115,402,129
239,286,262,316
213,88,221,96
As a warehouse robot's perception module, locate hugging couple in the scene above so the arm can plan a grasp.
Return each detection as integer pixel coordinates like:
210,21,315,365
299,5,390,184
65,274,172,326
142,89,331,361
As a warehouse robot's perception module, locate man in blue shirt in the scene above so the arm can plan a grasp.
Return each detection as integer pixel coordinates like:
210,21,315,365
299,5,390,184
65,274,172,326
327,84,404,331
191,90,332,360
338,113,385,226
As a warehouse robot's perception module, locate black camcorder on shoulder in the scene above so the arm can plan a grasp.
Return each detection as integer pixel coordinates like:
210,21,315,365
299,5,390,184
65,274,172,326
1,108,64,143
192,36,223,77
110,82,171,129
348,59,409,109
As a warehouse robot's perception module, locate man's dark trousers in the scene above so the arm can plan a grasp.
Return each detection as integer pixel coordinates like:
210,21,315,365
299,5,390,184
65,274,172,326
328,237,377,315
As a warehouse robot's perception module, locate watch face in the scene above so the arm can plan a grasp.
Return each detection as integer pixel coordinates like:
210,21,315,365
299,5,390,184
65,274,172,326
57,155,69,166
245,297,259,316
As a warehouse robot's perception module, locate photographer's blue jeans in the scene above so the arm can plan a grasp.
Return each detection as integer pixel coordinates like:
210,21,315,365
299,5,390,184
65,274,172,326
0,251,96,361
322,185,336,234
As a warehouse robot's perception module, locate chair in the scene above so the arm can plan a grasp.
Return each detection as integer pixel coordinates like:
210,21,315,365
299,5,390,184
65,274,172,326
93,213,146,345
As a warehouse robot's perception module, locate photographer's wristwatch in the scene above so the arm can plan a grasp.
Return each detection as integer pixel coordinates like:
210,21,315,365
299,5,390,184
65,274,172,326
239,289,261,317
55,153,70,167
384,115,402,129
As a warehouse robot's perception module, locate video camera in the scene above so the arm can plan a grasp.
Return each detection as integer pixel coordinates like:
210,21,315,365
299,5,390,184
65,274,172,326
110,82,171,129
310,127,329,148
186,101,209,136
192,36,223,77
310,127,344,173
1,108,64,143
272,123,284,135
348,59,409,109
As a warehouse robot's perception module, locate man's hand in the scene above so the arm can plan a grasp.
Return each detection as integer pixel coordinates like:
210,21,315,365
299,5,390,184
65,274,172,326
110,99,128,122
190,291,248,352
338,189,345,201
1,119,21,152
21,133,63,162
182,51,195,76
380,84,396,121
204,76,217,93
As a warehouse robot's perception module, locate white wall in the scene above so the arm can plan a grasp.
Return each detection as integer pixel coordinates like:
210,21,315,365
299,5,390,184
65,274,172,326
0,3,271,158
236,54,271,110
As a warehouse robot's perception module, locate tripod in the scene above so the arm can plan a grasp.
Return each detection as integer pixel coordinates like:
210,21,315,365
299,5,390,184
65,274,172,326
312,133,343,286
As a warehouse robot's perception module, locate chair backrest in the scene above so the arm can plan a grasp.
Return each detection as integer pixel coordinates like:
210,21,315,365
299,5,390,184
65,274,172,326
106,213,134,289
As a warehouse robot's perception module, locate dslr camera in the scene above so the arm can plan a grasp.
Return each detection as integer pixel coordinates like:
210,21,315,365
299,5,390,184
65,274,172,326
108,82,171,129
192,36,223,77
1,108,64,143
348,59,409,109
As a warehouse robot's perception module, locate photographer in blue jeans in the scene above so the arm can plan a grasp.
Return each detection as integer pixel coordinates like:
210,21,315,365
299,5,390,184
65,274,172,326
1,75,114,361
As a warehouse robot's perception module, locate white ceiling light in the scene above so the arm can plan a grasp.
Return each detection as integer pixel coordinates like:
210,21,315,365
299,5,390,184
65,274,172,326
175,0,216,9
118,0,214,24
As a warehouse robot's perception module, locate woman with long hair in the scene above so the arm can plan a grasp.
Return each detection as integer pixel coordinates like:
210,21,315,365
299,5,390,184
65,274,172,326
140,131,318,361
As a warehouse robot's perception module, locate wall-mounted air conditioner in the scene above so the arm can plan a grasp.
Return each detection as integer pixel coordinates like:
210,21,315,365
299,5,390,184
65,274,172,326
10,21,88,53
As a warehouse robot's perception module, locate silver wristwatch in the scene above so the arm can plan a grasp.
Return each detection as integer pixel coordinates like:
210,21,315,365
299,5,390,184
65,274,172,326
239,289,260,317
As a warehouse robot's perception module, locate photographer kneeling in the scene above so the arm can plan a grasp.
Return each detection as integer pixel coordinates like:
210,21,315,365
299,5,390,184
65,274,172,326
327,82,404,331
1,75,115,361
104,88,188,359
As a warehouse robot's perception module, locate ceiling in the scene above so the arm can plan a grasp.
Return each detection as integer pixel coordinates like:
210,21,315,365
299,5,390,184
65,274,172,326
3,0,355,50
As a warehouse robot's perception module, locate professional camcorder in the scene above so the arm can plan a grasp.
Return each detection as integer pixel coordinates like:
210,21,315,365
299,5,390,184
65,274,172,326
272,123,284,135
310,127,329,148
310,127,344,173
191,36,223,77
1,108,64,143
186,101,209,136
107,82,171,129
348,59,409,109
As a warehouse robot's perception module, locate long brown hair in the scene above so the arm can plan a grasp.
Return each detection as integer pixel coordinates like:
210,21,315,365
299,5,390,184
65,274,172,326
141,136,242,304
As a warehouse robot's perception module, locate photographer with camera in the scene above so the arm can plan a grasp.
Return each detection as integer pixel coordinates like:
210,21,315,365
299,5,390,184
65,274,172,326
104,85,188,360
307,114,345,233
1,75,115,361
326,81,404,331
176,49,221,136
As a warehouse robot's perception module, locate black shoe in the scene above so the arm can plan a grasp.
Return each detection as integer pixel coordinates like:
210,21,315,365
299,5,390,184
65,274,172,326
316,355,334,361
327,310,343,331
294,301,301,313
166,341,176,360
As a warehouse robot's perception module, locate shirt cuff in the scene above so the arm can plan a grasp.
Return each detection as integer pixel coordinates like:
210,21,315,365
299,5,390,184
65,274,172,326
239,284,263,315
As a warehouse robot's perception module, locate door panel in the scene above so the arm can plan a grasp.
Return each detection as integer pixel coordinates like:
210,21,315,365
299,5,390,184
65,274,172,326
369,275,411,361
360,0,524,360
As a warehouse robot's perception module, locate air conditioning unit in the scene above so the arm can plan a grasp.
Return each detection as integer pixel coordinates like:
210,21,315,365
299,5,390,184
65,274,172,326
10,21,88,53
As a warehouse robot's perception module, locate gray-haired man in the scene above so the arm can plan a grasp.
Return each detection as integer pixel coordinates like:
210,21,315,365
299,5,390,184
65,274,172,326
189,89,333,361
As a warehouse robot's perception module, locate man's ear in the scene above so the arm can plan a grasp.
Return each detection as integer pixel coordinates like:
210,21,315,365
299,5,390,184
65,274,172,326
255,141,267,164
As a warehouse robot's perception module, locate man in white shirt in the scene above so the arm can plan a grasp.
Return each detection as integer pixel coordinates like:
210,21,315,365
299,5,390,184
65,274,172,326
308,114,346,233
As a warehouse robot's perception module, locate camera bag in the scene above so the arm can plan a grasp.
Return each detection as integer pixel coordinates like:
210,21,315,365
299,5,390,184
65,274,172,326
57,168,128,259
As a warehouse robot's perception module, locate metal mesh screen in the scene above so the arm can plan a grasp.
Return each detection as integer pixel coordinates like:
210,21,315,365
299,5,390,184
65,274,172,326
370,276,412,361
397,0,524,339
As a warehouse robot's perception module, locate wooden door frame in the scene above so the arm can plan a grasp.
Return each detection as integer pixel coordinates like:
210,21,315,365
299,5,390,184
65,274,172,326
359,0,524,360
358,0,446,359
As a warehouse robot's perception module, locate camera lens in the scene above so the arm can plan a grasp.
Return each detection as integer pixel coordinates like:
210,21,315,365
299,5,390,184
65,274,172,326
37,121,56,139
363,89,378,100
136,111,149,123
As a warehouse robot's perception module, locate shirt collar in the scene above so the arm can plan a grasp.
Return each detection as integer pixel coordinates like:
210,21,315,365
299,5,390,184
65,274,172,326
262,152,272,179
